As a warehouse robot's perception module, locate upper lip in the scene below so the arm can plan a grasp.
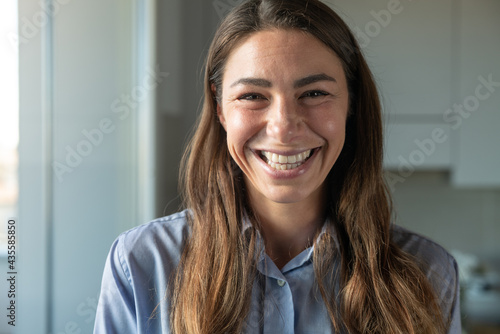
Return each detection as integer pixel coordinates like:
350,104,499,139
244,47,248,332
256,147,319,155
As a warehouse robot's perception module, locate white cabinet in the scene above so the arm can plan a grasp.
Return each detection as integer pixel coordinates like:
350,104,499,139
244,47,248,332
331,0,454,171
332,1,500,187
452,0,500,187
332,0,453,116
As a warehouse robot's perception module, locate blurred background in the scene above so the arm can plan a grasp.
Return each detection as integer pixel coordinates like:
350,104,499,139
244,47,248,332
0,0,498,333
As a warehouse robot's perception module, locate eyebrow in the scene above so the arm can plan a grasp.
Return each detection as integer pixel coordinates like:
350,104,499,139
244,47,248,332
230,78,272,88
229,73,337,89
294,73,337,88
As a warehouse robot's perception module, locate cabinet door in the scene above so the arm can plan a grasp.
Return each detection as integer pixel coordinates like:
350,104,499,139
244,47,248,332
384,123,452,171
452,0,500,187
331,0,453,116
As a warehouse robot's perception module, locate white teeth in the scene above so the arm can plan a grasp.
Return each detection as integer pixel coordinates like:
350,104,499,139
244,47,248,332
260,149,313,171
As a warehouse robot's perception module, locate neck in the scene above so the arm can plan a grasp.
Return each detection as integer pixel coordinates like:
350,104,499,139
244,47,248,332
248,192,325,269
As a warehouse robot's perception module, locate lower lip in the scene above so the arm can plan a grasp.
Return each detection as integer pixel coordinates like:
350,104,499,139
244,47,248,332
253,149,320,180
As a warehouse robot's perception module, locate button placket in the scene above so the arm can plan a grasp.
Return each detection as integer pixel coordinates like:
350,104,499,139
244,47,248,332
263,276,294,334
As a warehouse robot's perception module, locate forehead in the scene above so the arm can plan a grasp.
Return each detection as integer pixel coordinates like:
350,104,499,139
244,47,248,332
223,29,346,85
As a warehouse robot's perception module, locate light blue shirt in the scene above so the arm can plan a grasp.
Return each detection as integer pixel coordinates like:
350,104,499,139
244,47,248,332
94,210,461,333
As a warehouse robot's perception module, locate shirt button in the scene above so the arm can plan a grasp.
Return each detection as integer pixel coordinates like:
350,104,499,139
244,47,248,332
277,279,286,287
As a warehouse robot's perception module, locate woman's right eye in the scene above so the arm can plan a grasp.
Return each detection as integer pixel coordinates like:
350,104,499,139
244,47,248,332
238,93,264,101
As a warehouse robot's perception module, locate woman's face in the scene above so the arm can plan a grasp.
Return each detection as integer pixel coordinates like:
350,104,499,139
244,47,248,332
217,29,349,207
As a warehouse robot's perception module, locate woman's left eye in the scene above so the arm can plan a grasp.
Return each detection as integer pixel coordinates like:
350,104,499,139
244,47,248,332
301,90,329,98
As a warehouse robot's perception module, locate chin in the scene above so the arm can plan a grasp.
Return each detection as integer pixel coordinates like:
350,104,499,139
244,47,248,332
264,188,313,204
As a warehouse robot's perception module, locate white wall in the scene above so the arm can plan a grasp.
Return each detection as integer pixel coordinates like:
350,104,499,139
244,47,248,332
50,1,134,332
18,0,141,333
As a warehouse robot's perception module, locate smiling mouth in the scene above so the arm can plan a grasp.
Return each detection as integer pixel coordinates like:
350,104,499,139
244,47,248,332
259,149,316,170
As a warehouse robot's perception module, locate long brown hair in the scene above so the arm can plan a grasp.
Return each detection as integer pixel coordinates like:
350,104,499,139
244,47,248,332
171,0,445,333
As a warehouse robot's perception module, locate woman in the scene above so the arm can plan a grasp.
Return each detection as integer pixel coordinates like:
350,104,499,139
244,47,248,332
94,0,461,333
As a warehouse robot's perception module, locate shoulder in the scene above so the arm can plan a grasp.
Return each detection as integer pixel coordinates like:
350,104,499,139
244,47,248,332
112,210,191,282
391,224,457,275
96,211,191,333
117,209,191,253
391,224,461,329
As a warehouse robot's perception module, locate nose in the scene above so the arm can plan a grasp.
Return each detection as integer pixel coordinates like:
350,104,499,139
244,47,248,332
266,97,302,143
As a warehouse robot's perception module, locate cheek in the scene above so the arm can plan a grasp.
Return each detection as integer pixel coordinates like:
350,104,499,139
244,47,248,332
224,112,260,152
316,113,347,143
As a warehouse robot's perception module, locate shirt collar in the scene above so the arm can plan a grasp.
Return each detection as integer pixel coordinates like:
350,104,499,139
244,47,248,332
241,214,337,273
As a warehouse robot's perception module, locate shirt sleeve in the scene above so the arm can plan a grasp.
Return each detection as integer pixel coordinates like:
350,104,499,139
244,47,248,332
94,236,137,334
